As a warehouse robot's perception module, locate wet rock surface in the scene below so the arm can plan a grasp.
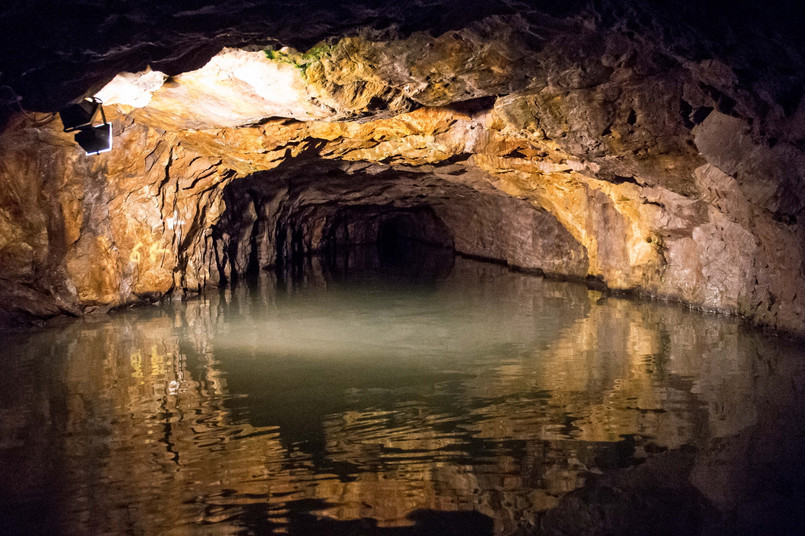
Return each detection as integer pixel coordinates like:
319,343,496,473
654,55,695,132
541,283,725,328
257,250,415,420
0,0,804,334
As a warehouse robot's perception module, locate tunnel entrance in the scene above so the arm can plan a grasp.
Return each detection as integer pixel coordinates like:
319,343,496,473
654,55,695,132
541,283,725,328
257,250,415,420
378,214,413,265
380,213,433,263
206,159,588,289
209,163,460,285
319,206,455,282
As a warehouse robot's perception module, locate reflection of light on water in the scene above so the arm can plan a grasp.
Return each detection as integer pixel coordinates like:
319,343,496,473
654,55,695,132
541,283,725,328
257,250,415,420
211,282,573,361
166,380,180,396
0,258,803,535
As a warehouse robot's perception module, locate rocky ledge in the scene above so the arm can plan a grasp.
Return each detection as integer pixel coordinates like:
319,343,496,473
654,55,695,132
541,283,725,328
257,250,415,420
0,1,803,334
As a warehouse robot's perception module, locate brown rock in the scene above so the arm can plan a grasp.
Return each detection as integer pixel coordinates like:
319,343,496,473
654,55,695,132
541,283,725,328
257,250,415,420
0,12,803,335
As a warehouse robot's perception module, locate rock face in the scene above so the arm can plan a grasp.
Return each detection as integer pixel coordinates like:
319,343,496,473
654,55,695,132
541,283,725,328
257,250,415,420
0,1,804,333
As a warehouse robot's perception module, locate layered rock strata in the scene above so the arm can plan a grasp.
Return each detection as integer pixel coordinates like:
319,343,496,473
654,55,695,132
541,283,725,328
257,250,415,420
0,9,803,333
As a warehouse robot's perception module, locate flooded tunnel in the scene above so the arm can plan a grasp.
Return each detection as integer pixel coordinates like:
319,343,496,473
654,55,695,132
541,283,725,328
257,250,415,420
3,1,805,532
207,159,588,287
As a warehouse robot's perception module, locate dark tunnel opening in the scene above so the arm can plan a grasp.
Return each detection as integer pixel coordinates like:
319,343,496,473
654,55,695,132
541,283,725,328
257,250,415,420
208,159,589,290
379,214,414,263
320,206,456,282
211,166,460,287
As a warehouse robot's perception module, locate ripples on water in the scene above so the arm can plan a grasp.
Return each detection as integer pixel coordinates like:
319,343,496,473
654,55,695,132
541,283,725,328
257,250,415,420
1,251,804,535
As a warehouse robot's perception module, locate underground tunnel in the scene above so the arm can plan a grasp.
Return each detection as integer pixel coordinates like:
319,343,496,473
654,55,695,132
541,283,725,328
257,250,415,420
1,1,805,535
208,158,587,287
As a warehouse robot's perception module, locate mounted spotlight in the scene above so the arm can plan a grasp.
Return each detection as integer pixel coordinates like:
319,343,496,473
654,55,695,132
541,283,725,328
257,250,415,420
59,97,113,155
59,97,101,132
74,123,112,155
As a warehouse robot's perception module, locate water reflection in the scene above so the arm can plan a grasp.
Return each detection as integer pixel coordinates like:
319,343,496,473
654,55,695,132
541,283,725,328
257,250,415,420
1,255,804,535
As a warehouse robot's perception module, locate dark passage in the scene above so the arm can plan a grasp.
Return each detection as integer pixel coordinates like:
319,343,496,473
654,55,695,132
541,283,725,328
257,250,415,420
379,213,420,265
320,206,455,282
211,164,459,287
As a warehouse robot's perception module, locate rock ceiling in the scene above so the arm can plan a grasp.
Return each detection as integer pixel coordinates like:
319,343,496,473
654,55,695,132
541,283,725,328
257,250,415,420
0,0,804,334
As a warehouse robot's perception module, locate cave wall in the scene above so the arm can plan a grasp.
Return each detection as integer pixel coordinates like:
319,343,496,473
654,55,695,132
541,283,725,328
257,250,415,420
1,5,804,334
0,116,234,321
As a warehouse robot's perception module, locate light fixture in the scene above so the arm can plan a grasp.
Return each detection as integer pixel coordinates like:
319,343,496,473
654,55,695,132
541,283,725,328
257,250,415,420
59,97,113,155
74,123,112,155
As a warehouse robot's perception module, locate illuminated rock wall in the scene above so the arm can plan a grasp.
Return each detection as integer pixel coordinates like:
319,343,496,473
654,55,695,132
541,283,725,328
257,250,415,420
0,7,803,333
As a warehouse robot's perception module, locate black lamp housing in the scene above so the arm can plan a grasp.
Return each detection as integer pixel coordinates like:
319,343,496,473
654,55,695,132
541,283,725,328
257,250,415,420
59,97,113,155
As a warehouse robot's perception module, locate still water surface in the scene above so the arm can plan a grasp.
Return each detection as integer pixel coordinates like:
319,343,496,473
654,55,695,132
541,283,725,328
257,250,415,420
1,254,804,535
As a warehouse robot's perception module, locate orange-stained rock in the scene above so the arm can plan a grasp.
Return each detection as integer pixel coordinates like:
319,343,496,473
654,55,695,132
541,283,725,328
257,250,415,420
0,20,803,335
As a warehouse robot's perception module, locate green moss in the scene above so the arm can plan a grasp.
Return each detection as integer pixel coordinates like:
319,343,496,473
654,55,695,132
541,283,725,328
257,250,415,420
264,42,333,77
263,49,285,62
303,43,332,62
